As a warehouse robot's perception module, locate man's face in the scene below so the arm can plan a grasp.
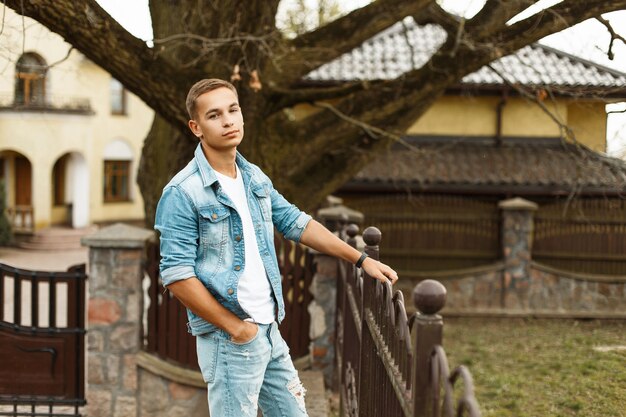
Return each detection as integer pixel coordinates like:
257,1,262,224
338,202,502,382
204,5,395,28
188,87,244,152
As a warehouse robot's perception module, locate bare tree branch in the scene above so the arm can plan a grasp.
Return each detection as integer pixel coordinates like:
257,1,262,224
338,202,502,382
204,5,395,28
466,0,534,38
268,80,376,110
479,0,626,50
45,46,74,70
412,2,460,34
596,16,626,60
277,0,437,85
487,64,573,140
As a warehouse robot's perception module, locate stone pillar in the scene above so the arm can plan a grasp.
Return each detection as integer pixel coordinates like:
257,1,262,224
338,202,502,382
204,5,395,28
499,197,538,309
82,223,154,417
308,197,363,388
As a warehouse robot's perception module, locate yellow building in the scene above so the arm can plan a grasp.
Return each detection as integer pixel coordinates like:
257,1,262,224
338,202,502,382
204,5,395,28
0,8,154,235
304,20,626,276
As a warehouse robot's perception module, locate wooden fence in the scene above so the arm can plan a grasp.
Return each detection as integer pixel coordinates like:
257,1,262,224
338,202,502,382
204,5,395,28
336,225,481,417
340,194,501,274
534,198,626,275
143,234,313,369
342,193,626,276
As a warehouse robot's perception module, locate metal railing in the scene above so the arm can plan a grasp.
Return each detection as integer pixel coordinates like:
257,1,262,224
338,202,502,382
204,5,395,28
0,94,92,114
336,224,481,417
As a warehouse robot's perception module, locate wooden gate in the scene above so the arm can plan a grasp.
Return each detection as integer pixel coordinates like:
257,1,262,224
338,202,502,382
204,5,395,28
0,263,87,417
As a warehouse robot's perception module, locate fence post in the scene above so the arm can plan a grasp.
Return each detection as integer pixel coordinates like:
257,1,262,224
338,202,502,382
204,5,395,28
310,198,363,388
357,226,382,416
412,279,447,417
498,197,538,309
82,223,154,417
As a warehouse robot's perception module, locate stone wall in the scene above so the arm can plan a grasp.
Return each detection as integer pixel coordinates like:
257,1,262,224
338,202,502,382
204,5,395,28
398,262,626,317
83,225,150,417
138,367,207,417
83,224,208,417
527,263,626,313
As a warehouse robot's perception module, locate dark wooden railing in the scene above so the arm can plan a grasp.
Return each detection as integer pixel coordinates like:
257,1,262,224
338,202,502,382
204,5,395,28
0,263,87,417
144,234,313,369
336,225,481,417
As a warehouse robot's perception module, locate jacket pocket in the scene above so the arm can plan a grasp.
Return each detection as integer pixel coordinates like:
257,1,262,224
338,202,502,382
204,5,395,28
252,185,272,222
198,205,230,248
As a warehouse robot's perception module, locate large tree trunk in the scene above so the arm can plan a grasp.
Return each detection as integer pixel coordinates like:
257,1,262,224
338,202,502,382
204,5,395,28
136,117,196,227
137,0,282,225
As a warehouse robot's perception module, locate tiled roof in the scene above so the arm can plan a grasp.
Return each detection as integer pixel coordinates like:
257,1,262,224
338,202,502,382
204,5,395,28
306,19,626,92
348,139,626,193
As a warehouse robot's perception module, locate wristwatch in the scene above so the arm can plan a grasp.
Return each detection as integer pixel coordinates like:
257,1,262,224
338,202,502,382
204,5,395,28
355,252,369,268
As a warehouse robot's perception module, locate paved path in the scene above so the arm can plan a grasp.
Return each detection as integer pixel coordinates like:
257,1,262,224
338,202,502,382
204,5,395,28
0,246,88,271
300,370,329,417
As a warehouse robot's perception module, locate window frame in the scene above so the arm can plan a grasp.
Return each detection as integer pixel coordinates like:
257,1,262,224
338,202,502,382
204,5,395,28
103,160,131,203
110,78,128,115
14,53,47,106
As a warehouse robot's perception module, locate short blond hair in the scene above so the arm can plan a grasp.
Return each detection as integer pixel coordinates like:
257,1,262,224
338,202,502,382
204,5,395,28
186,79,238,120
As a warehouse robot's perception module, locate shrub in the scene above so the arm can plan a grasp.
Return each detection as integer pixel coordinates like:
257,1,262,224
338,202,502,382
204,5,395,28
0,180,13,245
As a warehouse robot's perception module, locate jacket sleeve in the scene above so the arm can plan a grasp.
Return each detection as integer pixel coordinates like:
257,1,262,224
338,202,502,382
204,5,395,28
154,185,198,286
267,180,312,243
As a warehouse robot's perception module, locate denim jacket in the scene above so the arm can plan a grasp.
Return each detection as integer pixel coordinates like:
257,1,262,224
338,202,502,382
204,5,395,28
155,144,311,336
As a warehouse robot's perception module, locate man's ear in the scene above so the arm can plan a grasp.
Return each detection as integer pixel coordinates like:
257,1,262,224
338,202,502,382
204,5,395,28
188,119,202,138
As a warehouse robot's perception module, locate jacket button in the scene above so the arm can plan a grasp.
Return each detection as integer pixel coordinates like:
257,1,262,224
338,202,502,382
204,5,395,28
234,265,241,271
212,213,218,220
235,235,241,241
227,288,234,295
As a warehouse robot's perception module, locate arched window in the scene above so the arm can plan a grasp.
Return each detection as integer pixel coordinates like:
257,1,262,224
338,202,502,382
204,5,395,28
15,53,47,106
110,78,127,115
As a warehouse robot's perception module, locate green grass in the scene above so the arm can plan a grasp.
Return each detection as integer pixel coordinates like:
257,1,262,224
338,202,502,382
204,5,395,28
442,318,626,417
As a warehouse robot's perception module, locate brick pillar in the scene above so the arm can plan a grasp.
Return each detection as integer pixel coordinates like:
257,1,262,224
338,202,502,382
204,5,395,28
82,223,154,417
499,197,538,309
309,197,362,388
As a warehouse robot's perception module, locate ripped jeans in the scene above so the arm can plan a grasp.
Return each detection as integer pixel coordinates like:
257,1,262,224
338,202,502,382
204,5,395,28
196,322,308,417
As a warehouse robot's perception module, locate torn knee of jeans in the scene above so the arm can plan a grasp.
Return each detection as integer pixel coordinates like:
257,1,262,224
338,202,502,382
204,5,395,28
286,376,307,411
240,391,259,416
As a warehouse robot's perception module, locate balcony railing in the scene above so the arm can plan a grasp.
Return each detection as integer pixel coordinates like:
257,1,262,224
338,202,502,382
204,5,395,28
0,93,93,114
7,206,34,233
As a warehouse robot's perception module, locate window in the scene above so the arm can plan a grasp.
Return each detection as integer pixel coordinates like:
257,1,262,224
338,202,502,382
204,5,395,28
15,53,47,106
110,78,127,115
103,161,130,202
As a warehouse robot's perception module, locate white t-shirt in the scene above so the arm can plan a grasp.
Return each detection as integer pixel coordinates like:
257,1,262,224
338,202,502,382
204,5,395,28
214,164,275,324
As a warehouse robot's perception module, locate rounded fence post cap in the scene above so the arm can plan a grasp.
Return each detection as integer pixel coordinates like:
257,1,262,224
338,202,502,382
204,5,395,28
362,226,381,246
413,279,447,314
346,223,359,238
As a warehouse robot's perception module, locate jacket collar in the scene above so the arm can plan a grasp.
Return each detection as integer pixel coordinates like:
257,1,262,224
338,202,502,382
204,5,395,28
194,143,254,188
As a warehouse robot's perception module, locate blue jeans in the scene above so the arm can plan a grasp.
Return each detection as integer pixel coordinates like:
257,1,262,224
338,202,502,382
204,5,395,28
196,322,309,417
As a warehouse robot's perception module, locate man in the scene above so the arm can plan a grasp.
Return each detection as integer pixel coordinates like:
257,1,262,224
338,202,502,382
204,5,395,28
155,78,398,417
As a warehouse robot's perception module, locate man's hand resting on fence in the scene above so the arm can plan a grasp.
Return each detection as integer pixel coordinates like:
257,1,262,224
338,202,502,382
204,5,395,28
299,219,399,285
361,257,399,285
